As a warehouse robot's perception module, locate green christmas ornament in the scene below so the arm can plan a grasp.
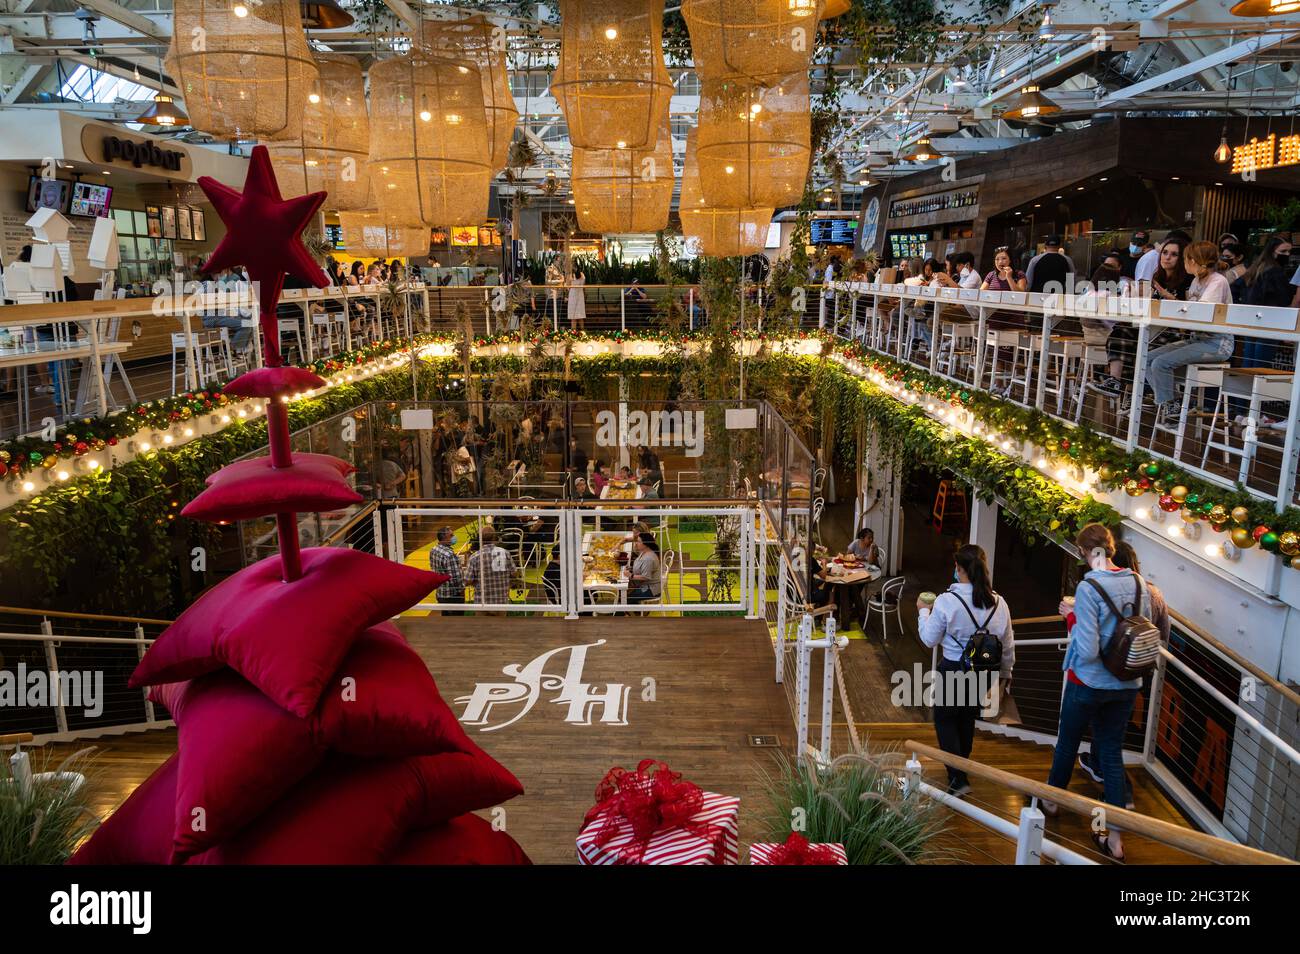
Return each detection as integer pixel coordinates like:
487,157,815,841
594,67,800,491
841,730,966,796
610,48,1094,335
1142,462,1160,479
1260,532,1281,553
1186,492,1201,508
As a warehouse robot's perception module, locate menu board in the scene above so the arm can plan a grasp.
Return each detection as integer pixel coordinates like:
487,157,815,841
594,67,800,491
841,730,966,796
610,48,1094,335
811,217,858,244
146,206,163,238
178,207,193,240
159,206,177,240
889,231,931,261
450,226,478,247
70,182,113,218
191,208,206,242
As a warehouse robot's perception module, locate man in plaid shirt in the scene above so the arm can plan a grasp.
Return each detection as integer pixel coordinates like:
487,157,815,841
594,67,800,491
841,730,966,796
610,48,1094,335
465,525,518,614
429,526,465,615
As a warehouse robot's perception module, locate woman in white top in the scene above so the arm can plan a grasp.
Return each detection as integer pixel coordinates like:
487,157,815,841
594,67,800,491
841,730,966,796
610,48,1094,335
1143,241,1235,428
567,269,586,331
917,544,1015,796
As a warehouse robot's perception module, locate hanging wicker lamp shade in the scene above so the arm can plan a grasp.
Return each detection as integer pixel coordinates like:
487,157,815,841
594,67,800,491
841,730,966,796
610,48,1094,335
696,72,810,209
571,133,673,234
682,0,824,83
166,0,317,141
266,53,371,211
419,14,520,173
367,48,493,228
680,129,773,258
338,210,429,259
551,0,673,150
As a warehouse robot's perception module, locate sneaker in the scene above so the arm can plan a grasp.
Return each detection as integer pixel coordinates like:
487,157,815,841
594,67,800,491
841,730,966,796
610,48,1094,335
946,779,972,798
1078,751,1104,784
1158,400,1183,427
1091,375,1124,397
34,384,55,394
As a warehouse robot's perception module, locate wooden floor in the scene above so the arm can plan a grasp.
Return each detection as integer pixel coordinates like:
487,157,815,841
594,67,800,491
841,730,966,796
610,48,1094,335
39,614,1203,865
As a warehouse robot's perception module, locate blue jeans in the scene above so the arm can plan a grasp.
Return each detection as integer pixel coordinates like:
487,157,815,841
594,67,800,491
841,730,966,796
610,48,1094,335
202,315,252,352
1145,335,1233,405
1047,680,1137,810
1240,339,1277,369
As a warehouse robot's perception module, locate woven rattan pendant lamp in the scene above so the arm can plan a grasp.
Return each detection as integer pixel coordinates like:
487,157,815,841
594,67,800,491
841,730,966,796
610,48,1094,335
696,72,810,209
166,0,317,141
680,129,773,257
338,210,429,258
552,0,673,150
571,133,673,234
266,53,371,210
682,0,824,83
367,48,492,227
419,14,519,173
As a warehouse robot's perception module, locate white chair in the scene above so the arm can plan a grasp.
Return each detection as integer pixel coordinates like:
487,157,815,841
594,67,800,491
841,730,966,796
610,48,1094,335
278,317,306,363
1150,362,1229,461
937,319,978,378
170,330,225,394
864,576,906,646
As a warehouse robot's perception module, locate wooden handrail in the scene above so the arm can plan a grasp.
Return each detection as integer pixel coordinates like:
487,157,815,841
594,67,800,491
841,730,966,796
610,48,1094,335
1009,614,1068,627
0,605,173,626
0,732,35,746
904,738,1296,866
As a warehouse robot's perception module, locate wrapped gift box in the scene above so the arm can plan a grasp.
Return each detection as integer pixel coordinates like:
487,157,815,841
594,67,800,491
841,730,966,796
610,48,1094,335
750,834,848,865
577,791,740,865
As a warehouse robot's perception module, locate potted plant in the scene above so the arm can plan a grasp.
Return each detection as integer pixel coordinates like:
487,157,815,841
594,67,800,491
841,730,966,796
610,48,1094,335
1,741,99,865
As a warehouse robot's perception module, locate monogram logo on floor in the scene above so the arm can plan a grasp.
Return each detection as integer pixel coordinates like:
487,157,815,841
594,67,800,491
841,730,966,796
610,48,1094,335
456,640,632,732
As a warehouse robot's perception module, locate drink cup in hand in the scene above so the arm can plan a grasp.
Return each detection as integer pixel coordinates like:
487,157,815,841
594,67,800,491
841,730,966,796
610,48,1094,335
917,591,937,612
1059,595,1075,617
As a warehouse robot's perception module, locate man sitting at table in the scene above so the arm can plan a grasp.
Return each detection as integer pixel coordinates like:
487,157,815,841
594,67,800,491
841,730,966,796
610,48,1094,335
846,527,881,566
465,526,519,615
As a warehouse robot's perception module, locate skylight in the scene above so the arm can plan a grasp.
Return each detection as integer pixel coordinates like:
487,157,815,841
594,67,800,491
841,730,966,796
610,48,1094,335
57,63,155,104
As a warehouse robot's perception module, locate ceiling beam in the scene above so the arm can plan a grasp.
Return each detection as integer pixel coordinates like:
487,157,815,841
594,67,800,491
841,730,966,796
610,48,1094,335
1096,30,1300,107
73,0,168,42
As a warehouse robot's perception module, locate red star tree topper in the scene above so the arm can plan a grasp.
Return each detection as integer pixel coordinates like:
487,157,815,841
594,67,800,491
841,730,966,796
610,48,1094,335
198,145,328,368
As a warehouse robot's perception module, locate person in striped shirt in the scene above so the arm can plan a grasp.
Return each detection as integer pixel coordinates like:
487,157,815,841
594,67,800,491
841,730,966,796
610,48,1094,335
465,526,519,614
429,526,464,615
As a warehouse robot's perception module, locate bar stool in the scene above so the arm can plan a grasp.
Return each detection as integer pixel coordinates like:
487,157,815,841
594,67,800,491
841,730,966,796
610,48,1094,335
1074,345,1124,427
310,308,346,358
277,318,306,364
932,479,968,534
1043,336,1086,415
1199,368,1292,484
938,319,978,378
170,330,225,394
981,328,1023,394
1149,362,1229,461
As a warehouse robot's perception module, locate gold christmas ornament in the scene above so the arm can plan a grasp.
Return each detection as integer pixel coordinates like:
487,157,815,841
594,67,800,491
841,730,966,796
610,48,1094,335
367,49,492,228
1231,506,1250,525
338,210,430,258
1230,526,1256,549
1291,556,1300,571
696,72,811,208
679,129,773,257
1123,479,1142,497
1181,507,1200,523
571,134,673,234
682,0,824,83
266,53,371,211
418,14,520,172
552,0,673,150
1278,531,1300,557
1170,485,1189,503
1209,504,1228,525
167,0,318,141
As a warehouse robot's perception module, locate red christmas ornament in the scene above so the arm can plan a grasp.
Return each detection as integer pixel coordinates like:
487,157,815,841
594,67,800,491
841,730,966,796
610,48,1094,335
1252,525,1269,542
197,146,327,367
1158,494,1179,513
74,442,88,455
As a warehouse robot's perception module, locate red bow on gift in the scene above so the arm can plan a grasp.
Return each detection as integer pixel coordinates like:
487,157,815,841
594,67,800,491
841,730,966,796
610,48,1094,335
764,832,843,865
584,759,714,863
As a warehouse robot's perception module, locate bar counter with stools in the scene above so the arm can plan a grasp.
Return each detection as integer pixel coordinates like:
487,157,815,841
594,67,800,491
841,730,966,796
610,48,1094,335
827,280,1300,508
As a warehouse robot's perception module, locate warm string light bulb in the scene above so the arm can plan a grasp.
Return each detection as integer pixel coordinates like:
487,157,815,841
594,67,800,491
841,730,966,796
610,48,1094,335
232,1,249,16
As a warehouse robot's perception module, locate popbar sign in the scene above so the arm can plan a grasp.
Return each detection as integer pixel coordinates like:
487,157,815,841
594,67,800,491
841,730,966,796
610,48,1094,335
102,135,185,171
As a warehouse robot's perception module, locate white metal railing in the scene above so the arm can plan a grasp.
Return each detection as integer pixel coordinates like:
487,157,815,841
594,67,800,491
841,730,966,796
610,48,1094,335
382,502,760,617
827,280,1300,508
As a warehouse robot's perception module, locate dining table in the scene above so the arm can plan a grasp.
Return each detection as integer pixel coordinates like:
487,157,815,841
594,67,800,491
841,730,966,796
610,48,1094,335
581,530,631,610
819,557,883,626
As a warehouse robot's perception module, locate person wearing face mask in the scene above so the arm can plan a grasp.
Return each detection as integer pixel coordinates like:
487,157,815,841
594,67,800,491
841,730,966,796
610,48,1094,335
917,544,1015,797
1220,241,1248,289
429,525,466,614
1042,524,1153,861
1120,230,1150,281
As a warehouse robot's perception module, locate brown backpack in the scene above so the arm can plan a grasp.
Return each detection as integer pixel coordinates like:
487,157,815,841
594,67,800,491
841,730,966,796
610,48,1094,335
1083,575,1162,680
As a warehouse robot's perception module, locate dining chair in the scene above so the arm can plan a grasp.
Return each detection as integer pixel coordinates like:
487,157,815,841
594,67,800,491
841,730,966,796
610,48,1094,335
864,576,906,646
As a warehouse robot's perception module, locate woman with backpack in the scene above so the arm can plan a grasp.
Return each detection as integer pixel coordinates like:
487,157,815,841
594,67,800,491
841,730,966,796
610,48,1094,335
1044,523,1160,861
917,544,1015,797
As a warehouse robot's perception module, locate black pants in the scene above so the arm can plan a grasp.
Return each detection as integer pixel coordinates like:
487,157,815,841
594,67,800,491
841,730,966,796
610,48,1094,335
933,658,981,787
437,592,465,615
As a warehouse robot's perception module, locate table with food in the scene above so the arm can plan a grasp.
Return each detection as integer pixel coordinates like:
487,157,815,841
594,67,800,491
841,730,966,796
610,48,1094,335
581,530,631,604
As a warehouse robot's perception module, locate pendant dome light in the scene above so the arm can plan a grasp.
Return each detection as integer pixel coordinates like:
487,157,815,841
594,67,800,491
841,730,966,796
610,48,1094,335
695,72,811,209
680,129,773,258
166,0,318,141
367,48,493,228
1229,0,1300,15
1001,83,1060,121
901,136,941,162
266,53,372,211
299,0,353,29
551,0,673,150
418,14,520,173
682,0,824,83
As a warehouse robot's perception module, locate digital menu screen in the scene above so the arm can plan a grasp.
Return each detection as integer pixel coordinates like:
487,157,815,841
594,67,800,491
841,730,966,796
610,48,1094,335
889,231,931,261
70,181,113,218
810,218,858,244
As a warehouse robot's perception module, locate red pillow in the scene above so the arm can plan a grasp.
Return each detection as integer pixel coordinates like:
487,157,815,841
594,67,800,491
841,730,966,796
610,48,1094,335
130,548,447,717
224,365,325,399
314,622,473,758
387,814,532,865
186,746,523,865
206,453,355,486
67,756,178,865
162,669,324,862
182,458,362,522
